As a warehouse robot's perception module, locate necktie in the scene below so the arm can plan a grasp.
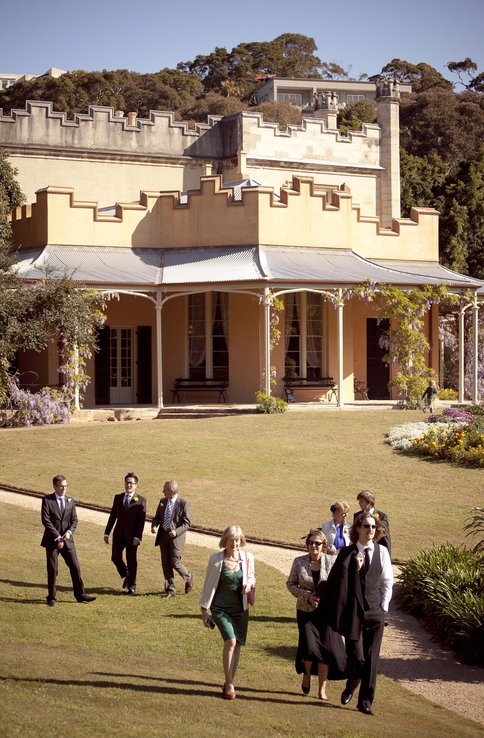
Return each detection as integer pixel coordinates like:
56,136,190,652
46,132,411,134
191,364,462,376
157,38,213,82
163,500,173,530
124,494,130,509
364,548,370,573
59,496,65,513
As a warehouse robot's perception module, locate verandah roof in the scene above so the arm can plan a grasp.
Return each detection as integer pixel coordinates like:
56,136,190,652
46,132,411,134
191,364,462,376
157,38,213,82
13,244,483,291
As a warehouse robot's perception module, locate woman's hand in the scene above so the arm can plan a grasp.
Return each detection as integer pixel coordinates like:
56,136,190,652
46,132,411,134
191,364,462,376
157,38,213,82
201,608,211,628
308,593,320,607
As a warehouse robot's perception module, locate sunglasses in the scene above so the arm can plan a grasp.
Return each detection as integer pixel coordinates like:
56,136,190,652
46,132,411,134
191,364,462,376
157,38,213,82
308,540,324,546
362,524,376,529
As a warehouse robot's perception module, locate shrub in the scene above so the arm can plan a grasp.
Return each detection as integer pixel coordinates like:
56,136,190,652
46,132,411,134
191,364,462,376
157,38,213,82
5,380,71,426
397,544,484,664
438,387,458,400
255,391,287,414
464,507,484,554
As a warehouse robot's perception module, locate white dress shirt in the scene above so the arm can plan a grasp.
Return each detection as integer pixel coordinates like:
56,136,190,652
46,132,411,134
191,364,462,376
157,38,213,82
356,541,393,612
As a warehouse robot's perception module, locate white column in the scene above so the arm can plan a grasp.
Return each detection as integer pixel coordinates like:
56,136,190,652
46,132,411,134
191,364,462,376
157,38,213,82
156,289,163,408
73,345,80,411
472,298,479,402
337,290,344,408
264,288,271,396
458,308,465,403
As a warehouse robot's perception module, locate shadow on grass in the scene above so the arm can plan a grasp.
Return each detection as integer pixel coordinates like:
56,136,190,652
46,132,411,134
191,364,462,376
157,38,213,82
163,613,294,624
0,674,333,705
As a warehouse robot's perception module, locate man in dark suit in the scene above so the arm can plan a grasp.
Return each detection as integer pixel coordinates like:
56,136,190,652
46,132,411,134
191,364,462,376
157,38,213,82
104,472,146,595
353,489,391,557
324,513,393,716
41,475,96,607
151,480,192,598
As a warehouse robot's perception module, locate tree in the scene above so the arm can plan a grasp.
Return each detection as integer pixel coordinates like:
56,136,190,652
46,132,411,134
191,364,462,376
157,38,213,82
373,59,452,92
0,150,105,412
337,99,376,135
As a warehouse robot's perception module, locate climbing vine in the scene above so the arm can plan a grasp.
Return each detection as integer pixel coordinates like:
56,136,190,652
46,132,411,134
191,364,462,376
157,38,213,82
353,282,459,407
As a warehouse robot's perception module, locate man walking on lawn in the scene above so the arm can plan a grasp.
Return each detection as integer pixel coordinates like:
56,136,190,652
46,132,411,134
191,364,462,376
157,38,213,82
151,480,193,598
41,474,96,606
104,472,146,596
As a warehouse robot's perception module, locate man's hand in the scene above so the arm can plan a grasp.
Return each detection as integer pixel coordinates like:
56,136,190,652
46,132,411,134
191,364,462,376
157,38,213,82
150,526,157,535
133,537,141,546
168,530,176,538
64,531,72,540
103,534,109,545
56,540,64,550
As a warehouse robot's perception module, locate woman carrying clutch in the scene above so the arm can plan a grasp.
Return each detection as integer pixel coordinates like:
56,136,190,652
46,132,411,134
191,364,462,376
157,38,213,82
200,524,255,700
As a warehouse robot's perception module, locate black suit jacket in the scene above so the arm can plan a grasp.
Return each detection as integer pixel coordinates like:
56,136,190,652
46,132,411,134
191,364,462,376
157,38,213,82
322,543,383,642
105,493,146,543
152,496,191,551
41,494,78,550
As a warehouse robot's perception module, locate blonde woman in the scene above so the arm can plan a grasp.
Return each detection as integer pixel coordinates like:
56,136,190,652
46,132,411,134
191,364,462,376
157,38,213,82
321,501,351,553
286,529,346,700
200,524,255,699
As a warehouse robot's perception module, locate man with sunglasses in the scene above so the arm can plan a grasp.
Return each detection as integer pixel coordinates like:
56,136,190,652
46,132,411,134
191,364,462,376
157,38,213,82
104,472,146,595
322,513,393,716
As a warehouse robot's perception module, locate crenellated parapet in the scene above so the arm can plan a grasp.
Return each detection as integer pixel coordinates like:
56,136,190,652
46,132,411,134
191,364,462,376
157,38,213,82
0,100,210,157
11,174,439,261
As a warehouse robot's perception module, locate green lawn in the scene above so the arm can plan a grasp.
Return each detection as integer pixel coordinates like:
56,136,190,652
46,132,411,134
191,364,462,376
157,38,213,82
1,502,482,738
0,411,482,560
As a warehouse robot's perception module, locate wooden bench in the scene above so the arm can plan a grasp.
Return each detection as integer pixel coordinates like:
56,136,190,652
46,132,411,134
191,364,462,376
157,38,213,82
171,378,228,404
283,376,337,403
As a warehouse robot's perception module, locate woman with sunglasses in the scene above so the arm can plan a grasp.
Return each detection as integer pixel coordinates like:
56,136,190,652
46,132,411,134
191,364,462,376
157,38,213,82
286,529,346,699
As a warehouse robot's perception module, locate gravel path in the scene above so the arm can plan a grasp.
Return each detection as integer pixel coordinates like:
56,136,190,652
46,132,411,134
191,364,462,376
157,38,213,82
1,488,482,726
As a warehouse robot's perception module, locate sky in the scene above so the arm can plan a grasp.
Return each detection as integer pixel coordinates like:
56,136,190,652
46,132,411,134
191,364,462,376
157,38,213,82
2,0,483,84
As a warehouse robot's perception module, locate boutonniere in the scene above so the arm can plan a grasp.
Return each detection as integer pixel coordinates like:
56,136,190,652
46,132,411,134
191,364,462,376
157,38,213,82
67,498,72,503
133,497,139,502
373,513,380,519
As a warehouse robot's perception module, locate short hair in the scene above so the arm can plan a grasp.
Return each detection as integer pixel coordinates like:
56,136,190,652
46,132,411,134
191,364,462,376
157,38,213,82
125,472,138,483
330,500,350,516
163,480,178,494
219,524,247,549
356,490,376,506
350,513,384,544
52,474,66,486
305,529,328,549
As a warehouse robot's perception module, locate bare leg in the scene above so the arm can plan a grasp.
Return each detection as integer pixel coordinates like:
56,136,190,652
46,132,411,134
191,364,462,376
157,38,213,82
223,638,237,690
318,662,329,700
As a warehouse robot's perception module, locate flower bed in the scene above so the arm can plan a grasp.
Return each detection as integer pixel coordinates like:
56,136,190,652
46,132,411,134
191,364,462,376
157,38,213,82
385,406,484,467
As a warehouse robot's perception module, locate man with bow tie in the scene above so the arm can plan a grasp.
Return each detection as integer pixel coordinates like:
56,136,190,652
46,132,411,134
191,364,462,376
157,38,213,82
41,475,96,607
151,480,192,598
104,472,146,595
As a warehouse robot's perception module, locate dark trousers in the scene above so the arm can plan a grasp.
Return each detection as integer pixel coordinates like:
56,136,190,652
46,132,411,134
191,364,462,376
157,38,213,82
345,608,385,708
45,544,84,601
160,532,189,593
111,537,138,587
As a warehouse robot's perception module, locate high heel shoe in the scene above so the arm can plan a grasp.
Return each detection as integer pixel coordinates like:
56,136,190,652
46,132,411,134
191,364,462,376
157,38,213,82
301,675,311,695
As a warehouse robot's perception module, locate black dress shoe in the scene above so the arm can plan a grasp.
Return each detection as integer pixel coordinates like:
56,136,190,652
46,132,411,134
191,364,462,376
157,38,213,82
341,687,354,705
77,595,96,603
357,704,374,715
47,599,56,607
127,587,136,596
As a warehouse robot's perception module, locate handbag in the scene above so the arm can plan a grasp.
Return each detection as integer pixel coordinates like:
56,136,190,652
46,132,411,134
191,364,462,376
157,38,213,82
244,555,255,606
